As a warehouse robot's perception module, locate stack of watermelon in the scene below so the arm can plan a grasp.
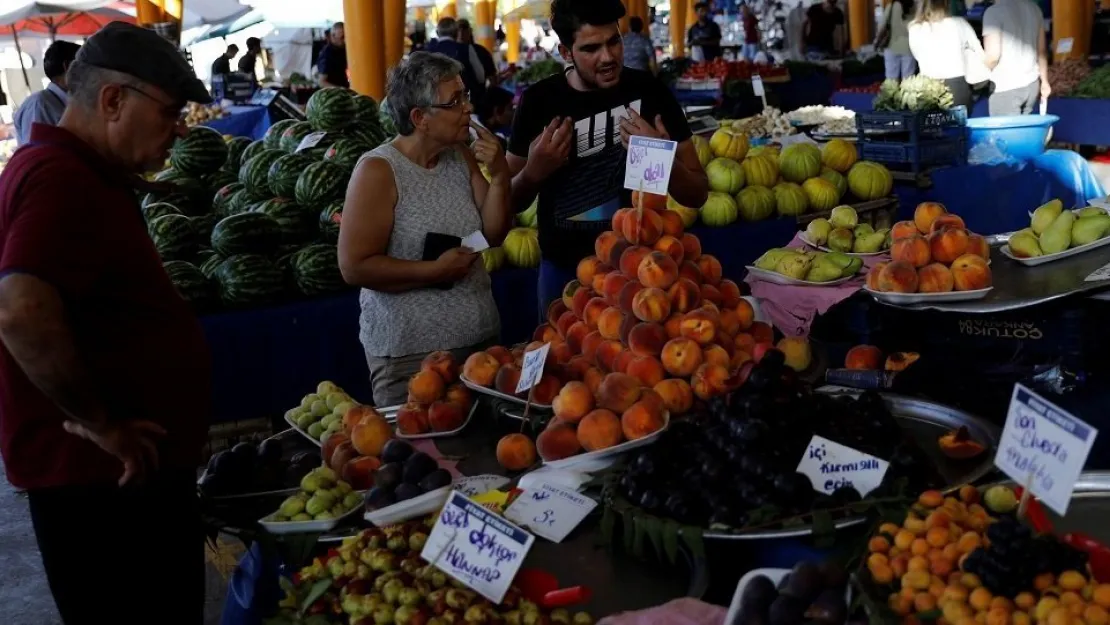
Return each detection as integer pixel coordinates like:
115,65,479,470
145,88,392,312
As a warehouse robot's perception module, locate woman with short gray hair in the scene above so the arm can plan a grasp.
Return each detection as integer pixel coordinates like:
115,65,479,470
338,52,513,407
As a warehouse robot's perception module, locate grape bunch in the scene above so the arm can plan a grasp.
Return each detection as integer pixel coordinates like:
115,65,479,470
962,517,1089,597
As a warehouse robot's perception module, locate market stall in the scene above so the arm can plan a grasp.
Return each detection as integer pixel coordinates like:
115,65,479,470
204,105,275,140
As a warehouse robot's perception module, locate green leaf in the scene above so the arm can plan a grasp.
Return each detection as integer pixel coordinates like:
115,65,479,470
599,504,616,547
299,578,332,616
661,520,681,564
621,509,635,552
642,516,665,561
680,526,706,560
811,509,836,549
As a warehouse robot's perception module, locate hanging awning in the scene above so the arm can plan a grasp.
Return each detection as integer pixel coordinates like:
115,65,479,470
0,1,136,36
504,0,550,21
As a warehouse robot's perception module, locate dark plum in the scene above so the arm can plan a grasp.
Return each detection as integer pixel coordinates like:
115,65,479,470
394,482,423,502
783,561,822,603
375,463,403,491
364,487,396,511
418,468,452,492
380,439,414,464
768,595,806,625
739,574,776,616
805,589,847,625
639,490,662,512
402,452,438,483
257,439,282,464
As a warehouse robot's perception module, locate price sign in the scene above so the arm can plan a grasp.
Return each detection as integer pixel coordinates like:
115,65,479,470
504,482,598,543
796,435,890,497
296,131,328,153
421,491,535,604
623,136,678,195
516,343,550,394
453,474,511,498
461,230,490,253
1057,38,1074,54
752,74,767,107
995,384,1097,515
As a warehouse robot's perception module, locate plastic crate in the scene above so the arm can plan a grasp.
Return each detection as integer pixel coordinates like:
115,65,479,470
856,106,968,141
859,134,967,171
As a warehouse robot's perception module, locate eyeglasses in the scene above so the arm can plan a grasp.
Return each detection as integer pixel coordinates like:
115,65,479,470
121,85,187,123
427,90,471,110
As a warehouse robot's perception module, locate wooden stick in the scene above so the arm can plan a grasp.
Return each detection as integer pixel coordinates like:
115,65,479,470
520,383,537,433
1016,471,1035,522
634,182,644,246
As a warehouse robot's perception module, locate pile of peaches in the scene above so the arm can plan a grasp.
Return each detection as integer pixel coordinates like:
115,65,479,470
320,405,395,491
866,202,993,295
394,351,475,436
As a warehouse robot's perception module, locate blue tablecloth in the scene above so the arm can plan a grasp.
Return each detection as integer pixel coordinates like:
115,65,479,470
204,105,272,141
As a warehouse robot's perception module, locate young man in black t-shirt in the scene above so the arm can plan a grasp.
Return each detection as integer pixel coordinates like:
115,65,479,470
508,0,709,317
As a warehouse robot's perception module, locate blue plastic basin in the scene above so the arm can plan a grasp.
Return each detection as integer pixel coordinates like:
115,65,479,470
964,115,1059,161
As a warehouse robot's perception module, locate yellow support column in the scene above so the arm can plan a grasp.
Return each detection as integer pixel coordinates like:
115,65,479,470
476,0,496,53
686,1,697,33
619,0,630,32
847,0,871,50
345,0,386,99
506,18,521,64
415,7,427,23
384,0,406,70
671,0,688,58
1102,0,1110,12
1052,0,1086,61
440,1,457,19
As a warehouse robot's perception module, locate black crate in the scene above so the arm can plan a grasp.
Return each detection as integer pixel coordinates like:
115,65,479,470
856,106,968,141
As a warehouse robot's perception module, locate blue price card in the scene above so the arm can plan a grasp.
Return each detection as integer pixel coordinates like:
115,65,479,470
503,482,598,543
623,136,678,195
995,384,1098,515
420,491,535,604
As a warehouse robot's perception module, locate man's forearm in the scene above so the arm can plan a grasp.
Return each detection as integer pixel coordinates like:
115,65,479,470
510,166,544,214
480,175,514,246
669,161,709,209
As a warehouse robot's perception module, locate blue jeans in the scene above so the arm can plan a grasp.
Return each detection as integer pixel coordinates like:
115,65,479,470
538,260,576,323
742,43,759,61
883,50,916,81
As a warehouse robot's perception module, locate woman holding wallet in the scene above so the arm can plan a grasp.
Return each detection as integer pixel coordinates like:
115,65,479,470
338,52,513,407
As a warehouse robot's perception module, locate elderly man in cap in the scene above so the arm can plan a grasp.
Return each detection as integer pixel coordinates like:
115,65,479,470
0,22,211,624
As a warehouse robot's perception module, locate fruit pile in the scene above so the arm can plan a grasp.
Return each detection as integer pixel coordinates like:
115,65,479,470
274,519,594,625
873,76,954,112
395,352,474,436
866,203,993,295
185,102,228,126
363,439,453,512
199,438,316,497
805,205,893,255
286,381,362,444
477,164,539,273
751,247,862,283
680,58,789,81
864,485,1110,625
1008,200,1110,259
733,561,849,625
266,466,362,523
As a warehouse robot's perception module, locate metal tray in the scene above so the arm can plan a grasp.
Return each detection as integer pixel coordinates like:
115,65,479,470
284,409,397,448
745,265,859,287
863,285,993,305
379,401,479,439
198,428,315,501
458,373,554,410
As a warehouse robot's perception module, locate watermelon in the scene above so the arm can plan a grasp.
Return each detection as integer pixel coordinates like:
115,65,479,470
292,244,346,295
196,248,217,265
240,139,267,165
148,214,198,261
279,121,314,153
210,212,281,256
142,202,182,223
190,214,221,241
170,126,229,176
199,253,225,279
154,168,186,183
147,177,208,216
349,124,386,148
319,200,343,242
378,98,397,136
306,87,357,132
297,134,336,160
143,191,193,213
295,161,349,207
205,169,238,191
162,260,217,308
264,119,298,150
213,183,244,215
215,254,285,307
353,95,379,124
223,136,253,171
239,149,285,195
226,189,259,215
253,197,315,243
267,153,314,198
324,138,371,168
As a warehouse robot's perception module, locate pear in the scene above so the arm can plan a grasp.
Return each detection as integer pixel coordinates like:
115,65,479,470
1030,199,1063,235
806,256,845,282
754,248,792,270
854,231,887,254
775,253,812,280
1078,206,1107,219
1015,227,1035,238
823,252,854,269
1039,210,1075,254
300,473,324,493
827,227,854,253
313,466,339,485
829,205,858,229
843,257,864,276
1009,232,1043,258
291,513,312,522
1071,214,1110,247
806,218,832,246
279,495,306,517
300,393,321,410
853,223,874,238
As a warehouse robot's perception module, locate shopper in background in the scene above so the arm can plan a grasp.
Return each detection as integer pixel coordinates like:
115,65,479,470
474,86,516,148
0,22,211,624
458,18,499,88
210,43,238,78
12,41,80,146
427,18,487,109
876,0,916,80
687,2,722,62
238,36,263,78
982,0,1048,115
741,4,761,61
339,53,511,406
622,16,657,74
908,0,987,110
317,24,349,88
803,0,845,58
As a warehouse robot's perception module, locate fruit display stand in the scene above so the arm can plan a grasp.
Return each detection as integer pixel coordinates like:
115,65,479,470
203,105,274,141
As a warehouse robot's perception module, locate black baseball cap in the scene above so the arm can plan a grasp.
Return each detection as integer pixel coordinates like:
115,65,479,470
77,21,211,104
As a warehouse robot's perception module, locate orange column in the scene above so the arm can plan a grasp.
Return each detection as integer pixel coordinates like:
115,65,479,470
476,0,496,53
345,0,386,99
384,0,406,70
1102,0,1110,11
847,0,870,50
440,1,457,19
619,0,630,32
506,18,521,64
686,2,697,33
1052,0,1087,61
671,0,688,58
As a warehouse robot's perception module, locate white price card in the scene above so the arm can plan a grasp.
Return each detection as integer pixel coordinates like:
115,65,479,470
516,342,550,394
752,74,766,97
994,384,1097,515
1057,38,1074,54
296,131,328,153
504,482,598,543
453,474,511,498
421,491,534,604
461,230,490,253
1085,261,1110,282
623,136,678,195
796,435,890,497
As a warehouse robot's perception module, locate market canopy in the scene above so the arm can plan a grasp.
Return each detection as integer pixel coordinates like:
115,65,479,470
0,0,134,35
504,0,550,21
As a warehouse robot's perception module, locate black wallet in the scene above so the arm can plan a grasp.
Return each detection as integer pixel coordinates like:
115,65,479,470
422,232,462,290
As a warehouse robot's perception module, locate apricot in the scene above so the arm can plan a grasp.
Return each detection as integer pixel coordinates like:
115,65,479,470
653,378,693,415
577,409,623,451
597,307,625,340
1086,606,1110,625
342,455,381,491
930,213,966,235
552,380,594,423
638,251,680,289
582,297,609,330
629,322,666,358
891,234,931,268
718,279,742,308
666,278,702,313
534,324,560,343
930,227,970,265
967,233,990,260
749,321,774,344
602,271,630,306
1093,584,1110,608
703,344,730,369
679,309,717,345
917,262,955,293
618,280,645,314
777,336,812,372
866,261,887,291
555,310,579,337
845,344,883,370
351,415,393,456
571,285,594,318
661,337,704,377
408,369,445,404
678,259,702,283
595,339,623,371
532,374,562,404
692,362,731,400
878,261,919,293
914,201,947,234
681,232,702,261
951,254,992,291
620,207,663,245
631,287,671,322
925,526,949,548
428,400,465,432
891,220,918,240
621,400,666,440
463,351,501,386
699,283,723,307
696,254,723,285
576,255,608,289
496,433,538,470
659,210,684,238
653,235,685,265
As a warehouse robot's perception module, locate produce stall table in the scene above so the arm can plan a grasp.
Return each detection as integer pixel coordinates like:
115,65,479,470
204,105,274,141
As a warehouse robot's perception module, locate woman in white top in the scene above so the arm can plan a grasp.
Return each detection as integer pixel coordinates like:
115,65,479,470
875,0,916,81
907,0,988,110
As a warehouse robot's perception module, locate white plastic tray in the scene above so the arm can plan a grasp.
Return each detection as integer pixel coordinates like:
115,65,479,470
541,412,670,471
745,265,858,287
458,374,554,410
797,232,887,257
259,500,363,535
380,401,479,439
724,568,851,625
284,408,397,448
364,485,452,527
863,285,993,304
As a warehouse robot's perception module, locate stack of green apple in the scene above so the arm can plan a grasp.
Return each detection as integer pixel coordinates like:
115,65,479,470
284,381,358,443
1009,199,1110,258
268,466,362,523
753,247,863,283
805,205,892,254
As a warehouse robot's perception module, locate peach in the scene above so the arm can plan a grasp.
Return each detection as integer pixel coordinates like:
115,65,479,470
463,351,501,386
628,322,667,356
891,234,931,268
632,190,667,212
619,245,651,279
681,232,702,261
485,345,513,366
865,262,887,291
632,287,671,322
511,345,525,366
545,300,569,328
749,321,774,344
421,350,458,384
350,415,392,456
576,255,608,287
408,369,445,404
699,301,721,321
556,310,579,337
577,409,623,451
428,400,466,432
777,336,813,372
930,214,966,235
663,313,683,339
703,344,730,368
626,355,666,387
718,308,741,336
602,271,630,306
495,363,522,396
638,251,680,289
496,433,537,470
951,254,992,291
580,331,604,364
661,337,704,377
605,238,632,269
322,432,351,466
700,283,722,307
329,440,360,475
595,339,623,371
552,380,594,423
341,455,381,491
891,220,919,241
730,349,752,371
583,366,605,395
734,299,755,331
620,207,663,245
678,260,702,283
565,321,589,353
752,342,776,363
571,285,594,318
659,210,685,238
653,378,694,415
666,278,702,314
845,345,883,370
696,254,723,285
878,261,919,293
618,280,645,314
532,374,563,404
561,279,582,311
621,400,666,440
537,423,583,461
680,309,717,345
714,329,735,353
734,332,756,354
597,372,643,413
342,405,380,434
611,207,632,233
967,233,990,260
917,262,954,293
929,228,969,265
564,355,592,380
653,235,685,265
547,340,573,366
613,349,637,375
594,231,622,266
583,296,609,330
591,271,608,294
692,363,731,400
395,401,431,435
533,324,559,343
718,279,742,308
445,383,471,408
597,307,625,341
914,201,947,234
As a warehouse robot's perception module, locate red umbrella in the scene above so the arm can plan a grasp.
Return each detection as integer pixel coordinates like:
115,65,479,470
6,6,135,38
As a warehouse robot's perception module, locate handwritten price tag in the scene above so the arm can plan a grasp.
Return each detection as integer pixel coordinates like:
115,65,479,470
504,482,598,543
421,491,535,604
796,435,890,497
623,136,677,195
995,384,1097,515
516,343,550,394
296,131,328,153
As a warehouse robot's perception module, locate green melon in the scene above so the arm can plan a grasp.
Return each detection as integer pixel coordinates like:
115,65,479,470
210,212,281,257
349,124,386,148
154,168,186,183
263,119,298,150
162,260,217,308
223,136,253,171
142,202,183,223
190,214,221,241
353,94,379,124
240,139,267,165
306,87,357,132
297,134,335,160
324,138,371,168
295,161,349,207
213,183,243,215
253,197,315,243
292,244,346,295
148,214,198,261
205,169,238,191
238,149,285,195
279,121,315,153
199,253,226,279
215,254,285,307
267,153,314,198
169,126,229,176
319,200,343,242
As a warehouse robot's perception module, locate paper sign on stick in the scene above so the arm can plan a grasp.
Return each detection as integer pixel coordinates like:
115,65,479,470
752,74,767,108
623,136,677,195
461,230,490,253
296,131,327,153
516,343,550,394
796,435,890,497
504,482,598,543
